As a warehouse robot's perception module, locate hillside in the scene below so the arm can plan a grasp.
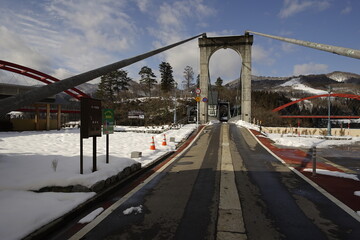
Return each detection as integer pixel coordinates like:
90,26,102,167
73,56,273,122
225,71,360,96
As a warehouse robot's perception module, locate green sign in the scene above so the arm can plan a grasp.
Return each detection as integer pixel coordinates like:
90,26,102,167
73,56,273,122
102,109,114,134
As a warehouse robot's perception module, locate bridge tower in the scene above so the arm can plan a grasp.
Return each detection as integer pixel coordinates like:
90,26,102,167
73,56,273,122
198,33,253,123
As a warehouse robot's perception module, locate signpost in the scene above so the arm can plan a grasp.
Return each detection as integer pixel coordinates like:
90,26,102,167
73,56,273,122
195,88,201,128
80,98,102,174
103,109,114,164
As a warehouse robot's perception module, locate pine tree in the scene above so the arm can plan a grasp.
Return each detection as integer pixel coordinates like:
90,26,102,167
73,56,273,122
96,69,131,103
159,62,175,93
139,66,157,97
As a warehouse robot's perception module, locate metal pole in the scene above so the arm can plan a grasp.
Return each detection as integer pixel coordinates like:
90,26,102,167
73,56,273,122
80,136,83,174
0,33,206,116
174,82,177,124
196,101,199,128
327,86,332,136
93,136,97,172
246,30,360,60
312,146,317,177
106,134,109,164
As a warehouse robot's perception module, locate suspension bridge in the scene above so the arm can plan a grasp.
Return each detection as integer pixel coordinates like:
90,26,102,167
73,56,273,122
1,31,359,123
1,32,360,239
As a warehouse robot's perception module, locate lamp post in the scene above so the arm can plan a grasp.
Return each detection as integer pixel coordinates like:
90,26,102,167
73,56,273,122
173,82,178,124
327,86,332,136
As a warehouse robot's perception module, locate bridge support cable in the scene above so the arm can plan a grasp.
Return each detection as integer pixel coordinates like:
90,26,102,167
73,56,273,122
0,33,206,116
246,31,360,60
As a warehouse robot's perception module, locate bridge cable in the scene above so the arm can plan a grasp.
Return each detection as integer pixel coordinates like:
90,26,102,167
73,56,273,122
0,33,206,116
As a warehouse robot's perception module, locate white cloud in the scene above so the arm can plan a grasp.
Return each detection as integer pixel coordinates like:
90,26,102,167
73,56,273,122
341,6,352,15
149,0,217,82
157,3,184,29
0,0,145,83
209,49,242,83
0,26,52,73
252,44,275,65
135,0,150,12
278,0,331,18
293,62,328,75
281,42,297,53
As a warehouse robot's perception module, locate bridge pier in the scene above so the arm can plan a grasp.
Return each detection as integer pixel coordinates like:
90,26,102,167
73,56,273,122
198,33,253,124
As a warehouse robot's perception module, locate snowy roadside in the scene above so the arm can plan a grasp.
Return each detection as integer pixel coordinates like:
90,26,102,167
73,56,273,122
0,124,196,240
233,119,360,149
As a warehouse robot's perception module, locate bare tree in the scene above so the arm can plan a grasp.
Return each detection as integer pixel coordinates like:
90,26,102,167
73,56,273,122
182,66,194,90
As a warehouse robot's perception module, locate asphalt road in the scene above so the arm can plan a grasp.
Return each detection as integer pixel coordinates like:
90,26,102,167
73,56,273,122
53,123,359,240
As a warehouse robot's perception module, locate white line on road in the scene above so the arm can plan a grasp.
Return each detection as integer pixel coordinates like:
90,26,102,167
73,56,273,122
217,124,247,240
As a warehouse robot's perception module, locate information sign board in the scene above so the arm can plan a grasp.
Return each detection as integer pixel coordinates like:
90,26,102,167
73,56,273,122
102,109,114,134
81,98,102,138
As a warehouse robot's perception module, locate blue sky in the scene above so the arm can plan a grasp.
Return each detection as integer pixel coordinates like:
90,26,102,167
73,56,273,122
0,0,359,86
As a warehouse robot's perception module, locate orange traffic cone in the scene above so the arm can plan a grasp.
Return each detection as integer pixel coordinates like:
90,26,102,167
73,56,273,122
162,134,167,146
150,136,156,150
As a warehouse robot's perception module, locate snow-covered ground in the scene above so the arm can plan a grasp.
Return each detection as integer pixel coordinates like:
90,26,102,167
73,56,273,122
1,121,359,239
0,124,196,240
233,119,360,149
280,77,328,95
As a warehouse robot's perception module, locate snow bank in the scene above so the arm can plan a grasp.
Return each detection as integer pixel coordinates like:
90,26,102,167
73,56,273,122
267,133,360,148
0,125,196,191
0,190,95,240
303,169,359,181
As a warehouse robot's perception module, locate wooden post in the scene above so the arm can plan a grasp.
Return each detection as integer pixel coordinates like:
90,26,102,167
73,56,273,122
46,103,50,131
57,104,61,130
35,104,40,131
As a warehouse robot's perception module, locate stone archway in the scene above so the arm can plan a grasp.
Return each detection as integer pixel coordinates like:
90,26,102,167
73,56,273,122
198,33,253,123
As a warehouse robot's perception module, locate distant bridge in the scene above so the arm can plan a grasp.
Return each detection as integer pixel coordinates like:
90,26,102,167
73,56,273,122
0,60,90,100
273,93,360,119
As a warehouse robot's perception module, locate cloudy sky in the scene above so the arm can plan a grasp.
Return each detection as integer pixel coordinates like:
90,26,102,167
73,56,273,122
1,0,359,86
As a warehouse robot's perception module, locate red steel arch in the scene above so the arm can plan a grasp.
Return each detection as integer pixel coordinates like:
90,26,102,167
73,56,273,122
0,60,91,99
272,93,360,113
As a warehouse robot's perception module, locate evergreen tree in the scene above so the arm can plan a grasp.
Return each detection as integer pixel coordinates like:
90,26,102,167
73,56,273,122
159,62,175,93
96,69,131,103
215,77,223,88
139,66,157,97
182,66,194,90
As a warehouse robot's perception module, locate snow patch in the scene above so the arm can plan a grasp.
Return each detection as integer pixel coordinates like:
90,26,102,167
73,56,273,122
303,169,359,181
354,191,360,197
280,77,328,95
208,120,220,125
268,133,360,148
123,205,143,215
0,190,95,240
280,77,301,87
78,207,104,224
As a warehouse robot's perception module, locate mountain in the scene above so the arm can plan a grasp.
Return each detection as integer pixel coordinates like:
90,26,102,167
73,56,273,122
225,71,360,96
326,71,360,83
